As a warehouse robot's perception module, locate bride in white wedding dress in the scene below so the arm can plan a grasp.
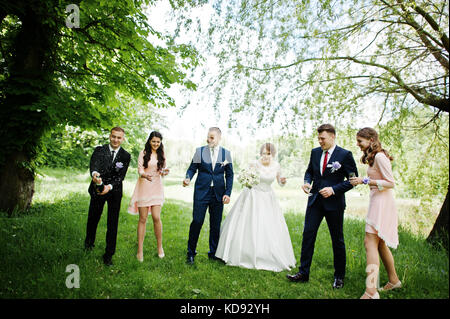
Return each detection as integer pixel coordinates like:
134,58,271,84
215,143,296,272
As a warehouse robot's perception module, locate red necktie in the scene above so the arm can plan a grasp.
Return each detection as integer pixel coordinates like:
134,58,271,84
322,151,328,175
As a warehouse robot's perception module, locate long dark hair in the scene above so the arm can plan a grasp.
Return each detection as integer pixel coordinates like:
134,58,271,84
143,131,165,171
357,127,393,167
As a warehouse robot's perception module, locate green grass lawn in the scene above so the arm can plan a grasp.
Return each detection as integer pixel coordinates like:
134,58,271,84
0,167,448,299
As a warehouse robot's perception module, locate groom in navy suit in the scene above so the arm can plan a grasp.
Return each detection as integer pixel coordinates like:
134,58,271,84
287,124,358,288
183,127,234,265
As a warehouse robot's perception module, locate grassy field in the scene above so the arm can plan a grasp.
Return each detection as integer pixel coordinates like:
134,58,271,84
0,167,448,299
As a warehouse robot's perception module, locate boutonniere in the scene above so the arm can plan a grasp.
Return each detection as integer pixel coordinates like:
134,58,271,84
221,160,230,167
115,162,123,171
327,161,341,173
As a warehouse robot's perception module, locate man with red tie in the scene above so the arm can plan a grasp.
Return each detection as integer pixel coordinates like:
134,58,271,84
287,124,358,289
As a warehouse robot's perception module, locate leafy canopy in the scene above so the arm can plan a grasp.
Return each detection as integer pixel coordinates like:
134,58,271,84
0,0,202,166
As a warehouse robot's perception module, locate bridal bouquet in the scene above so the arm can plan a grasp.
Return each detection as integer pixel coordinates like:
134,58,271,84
238,167,260,188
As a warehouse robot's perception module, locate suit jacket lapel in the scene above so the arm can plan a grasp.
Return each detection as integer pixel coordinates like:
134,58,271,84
323,146,340,176
103,144,112,163
212,147,223,172
203,146,213,173
315,148,322,174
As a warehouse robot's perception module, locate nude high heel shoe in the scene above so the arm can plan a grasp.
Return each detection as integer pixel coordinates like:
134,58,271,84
361,291,380,299
379,280,402,291
136,253,144,262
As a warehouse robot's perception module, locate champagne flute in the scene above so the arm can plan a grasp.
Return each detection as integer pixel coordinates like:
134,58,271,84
183,175,191,187
279,169,287,185
304,180,313,197
349,172,357,188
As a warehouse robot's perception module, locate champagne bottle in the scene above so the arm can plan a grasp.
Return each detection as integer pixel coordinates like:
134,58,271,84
95,176,104,193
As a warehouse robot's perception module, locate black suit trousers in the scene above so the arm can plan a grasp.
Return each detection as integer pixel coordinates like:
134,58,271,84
85,191,122,258
299,198,346,279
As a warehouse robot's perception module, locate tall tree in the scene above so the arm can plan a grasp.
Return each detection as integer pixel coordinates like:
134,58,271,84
202,0,448,247
0,0,201,214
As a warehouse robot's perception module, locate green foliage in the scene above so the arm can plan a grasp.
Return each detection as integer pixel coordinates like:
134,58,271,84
191,0,449,131
0,0,201,171
379,108,449,210
38,125,103,169
35,97,172,169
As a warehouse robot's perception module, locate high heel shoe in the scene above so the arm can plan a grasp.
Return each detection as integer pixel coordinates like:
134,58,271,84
136,254,144,262
360,291,380,299
158,249,165,259
379,280,402,291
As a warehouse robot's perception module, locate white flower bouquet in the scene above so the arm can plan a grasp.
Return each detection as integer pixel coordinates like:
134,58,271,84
238,167,260,189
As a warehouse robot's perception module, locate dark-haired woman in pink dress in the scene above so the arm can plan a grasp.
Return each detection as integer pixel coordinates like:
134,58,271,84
128,131,169,261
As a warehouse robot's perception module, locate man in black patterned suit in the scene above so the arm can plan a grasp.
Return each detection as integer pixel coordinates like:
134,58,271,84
84,127,131,266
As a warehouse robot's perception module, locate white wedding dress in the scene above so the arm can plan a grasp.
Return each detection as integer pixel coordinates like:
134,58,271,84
215,160,296,272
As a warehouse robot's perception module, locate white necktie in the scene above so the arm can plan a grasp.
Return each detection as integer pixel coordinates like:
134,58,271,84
211,147,216,169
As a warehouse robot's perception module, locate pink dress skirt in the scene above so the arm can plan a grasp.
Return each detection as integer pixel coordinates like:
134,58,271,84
128,150,164,215
365,152,399,249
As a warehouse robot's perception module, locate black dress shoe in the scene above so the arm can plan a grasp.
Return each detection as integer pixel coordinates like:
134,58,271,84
286,272,309,283
84,243,95,251
103,254,113,266
186,255,195,265
208,254,225,264
208,253,221,261
333,278,344,289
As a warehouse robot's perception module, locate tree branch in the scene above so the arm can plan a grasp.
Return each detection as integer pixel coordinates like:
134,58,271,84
414,5,449,53
389,0,449,71
240,54,449,112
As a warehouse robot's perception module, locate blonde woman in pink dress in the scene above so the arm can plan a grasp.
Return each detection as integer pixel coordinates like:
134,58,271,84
350,127,401,299
128,131,169,261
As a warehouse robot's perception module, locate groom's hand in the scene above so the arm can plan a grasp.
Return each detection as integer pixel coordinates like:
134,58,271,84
183,178,190,187
99,185,112,196
222,195,230,204
302,183,312,194
319,187,334,198
92,172,101,184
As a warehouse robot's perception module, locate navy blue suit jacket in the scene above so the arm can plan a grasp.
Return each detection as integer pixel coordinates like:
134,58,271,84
304,145,357,212
186,146,234,202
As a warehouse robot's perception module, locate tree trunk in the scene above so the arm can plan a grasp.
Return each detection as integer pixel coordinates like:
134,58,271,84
427,185,449,252
0,3,56,215
0,151,35,215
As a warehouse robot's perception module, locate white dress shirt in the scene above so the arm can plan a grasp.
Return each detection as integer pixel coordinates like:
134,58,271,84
210,145,220,186
108,145,121,162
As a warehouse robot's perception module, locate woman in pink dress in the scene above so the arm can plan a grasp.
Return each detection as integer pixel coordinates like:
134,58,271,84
128,131,169,261
350,127,401,299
